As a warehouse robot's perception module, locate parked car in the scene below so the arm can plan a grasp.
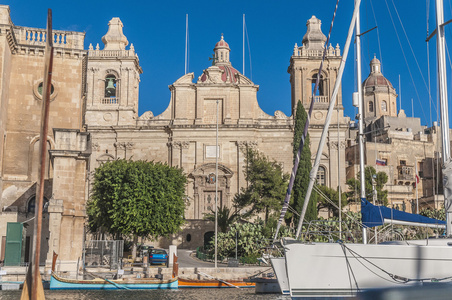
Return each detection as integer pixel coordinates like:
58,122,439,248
149,248,168,266
138,244,154,257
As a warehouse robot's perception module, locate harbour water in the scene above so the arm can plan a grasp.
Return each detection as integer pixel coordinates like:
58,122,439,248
0,289,290,300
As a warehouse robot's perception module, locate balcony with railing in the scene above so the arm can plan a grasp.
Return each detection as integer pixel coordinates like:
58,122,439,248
397,165,414,182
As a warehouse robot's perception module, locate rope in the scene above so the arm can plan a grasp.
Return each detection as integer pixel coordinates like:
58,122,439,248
338,241,452,284
386,0,431,122
340,242,360,293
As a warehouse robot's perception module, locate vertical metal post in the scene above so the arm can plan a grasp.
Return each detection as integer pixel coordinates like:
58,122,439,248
355,0,367,244
337,106,342,240
435,0,452,236
215,99,219,269
372,175,377,244
243,14,245,76
185,14,188,75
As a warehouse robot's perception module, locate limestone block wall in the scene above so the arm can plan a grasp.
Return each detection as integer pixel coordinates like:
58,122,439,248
49,130,89,263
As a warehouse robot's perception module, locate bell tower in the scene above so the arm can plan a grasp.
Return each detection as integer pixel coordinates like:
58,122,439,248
287,16,349,191
85,17,142,127
288,16,343,117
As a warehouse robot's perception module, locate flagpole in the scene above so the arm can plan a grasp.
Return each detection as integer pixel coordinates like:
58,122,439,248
185,14,188,74
243,14,245,76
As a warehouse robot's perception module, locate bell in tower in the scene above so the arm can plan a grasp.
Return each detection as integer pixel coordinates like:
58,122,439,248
105,75,116,98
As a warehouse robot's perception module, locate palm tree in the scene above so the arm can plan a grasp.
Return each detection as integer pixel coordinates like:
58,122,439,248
203,205,239,232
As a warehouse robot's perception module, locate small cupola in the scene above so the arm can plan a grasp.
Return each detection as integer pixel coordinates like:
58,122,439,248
213,34,231,65
370,55,382,74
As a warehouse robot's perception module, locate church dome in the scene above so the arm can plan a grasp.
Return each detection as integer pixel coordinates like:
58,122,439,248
214,34,230,50
199,65,240,83
363,57,394,88
199,34,242,83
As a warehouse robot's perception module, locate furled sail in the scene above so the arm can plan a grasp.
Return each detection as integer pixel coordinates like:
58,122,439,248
361,198,445,228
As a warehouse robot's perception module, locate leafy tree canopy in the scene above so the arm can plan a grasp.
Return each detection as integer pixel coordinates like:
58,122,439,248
346,166,388,206
233,147,289,224
87,159,187,239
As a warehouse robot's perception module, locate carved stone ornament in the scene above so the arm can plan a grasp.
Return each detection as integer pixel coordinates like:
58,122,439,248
92,142,100,150
197,66,223,84
237,141,257,151
329,141,339,150
274,110,288,119
138,111,154,120
114,142,134,150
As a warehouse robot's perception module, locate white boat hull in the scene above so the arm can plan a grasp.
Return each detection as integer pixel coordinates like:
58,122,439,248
270,257,290,295
283,239,452,298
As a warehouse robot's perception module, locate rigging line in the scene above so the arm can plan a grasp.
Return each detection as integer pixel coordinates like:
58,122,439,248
341,241,452,283
427,0,433,126
389,0,432,122
340,243,360,292
272,0,341,242
384,0,425,118
369,0,384,74
312,185,365,229
340,242,406,284
244,21,252,81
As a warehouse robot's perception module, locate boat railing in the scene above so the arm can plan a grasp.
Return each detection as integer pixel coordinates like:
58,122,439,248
302,220,357,243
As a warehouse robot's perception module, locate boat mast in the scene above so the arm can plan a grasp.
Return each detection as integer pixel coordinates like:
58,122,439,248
435,0,452,236
355,0,367,244
295,0,362,238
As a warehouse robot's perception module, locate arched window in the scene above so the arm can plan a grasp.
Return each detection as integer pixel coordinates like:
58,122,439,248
317,166,326,186
311,74,325,96
27,195,49,214
369,101,374,112
104,74,117,104
381,100,387,112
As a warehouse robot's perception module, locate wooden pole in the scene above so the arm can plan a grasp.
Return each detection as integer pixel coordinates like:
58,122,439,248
21,9,53,300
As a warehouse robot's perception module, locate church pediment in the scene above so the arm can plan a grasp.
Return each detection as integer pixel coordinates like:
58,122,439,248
174,72,194,85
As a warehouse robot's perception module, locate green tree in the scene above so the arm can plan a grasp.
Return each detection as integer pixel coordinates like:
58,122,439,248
290,101,318,225
87,159,187,258
316,185,347,217
233,147,289,224
346,166,388,206
203,205,239,233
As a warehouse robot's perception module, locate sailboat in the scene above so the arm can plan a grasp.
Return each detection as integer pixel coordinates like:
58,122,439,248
276,0,452,298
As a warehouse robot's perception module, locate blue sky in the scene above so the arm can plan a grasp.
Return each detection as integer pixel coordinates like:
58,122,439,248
8,1,452,126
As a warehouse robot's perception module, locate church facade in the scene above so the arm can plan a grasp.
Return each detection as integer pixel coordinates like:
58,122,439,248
0,4,445,271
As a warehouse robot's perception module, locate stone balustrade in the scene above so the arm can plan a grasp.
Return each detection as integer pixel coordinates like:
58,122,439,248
89,49,136,58
13,26,85,50
310,95,329,103
101,97,119,104
293,45,341,58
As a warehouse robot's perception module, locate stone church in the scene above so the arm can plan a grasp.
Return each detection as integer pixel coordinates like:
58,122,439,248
0,4,445,271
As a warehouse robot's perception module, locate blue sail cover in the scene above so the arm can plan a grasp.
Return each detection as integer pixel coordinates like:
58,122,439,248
361,198,446,228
